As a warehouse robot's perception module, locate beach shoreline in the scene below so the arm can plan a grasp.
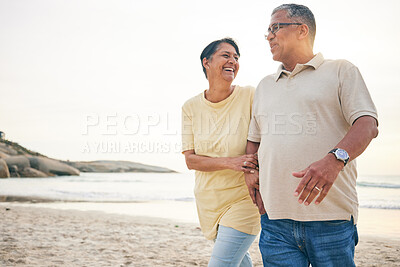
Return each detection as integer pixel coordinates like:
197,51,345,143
1,204,400,266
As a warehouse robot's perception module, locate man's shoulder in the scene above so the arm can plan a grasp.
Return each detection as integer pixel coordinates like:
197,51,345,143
321,58,357,70
257,73,277,87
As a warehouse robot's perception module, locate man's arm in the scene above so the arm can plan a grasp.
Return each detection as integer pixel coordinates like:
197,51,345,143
246,141,260,156
244,140,266,214
293,116,378,205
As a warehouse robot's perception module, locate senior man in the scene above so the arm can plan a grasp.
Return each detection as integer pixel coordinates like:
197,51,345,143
245,4,378,266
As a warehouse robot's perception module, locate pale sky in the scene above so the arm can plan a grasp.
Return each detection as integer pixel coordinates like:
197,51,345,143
1,0,399,175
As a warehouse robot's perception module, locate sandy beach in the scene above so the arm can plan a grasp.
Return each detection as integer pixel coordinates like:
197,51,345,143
1,204,399,266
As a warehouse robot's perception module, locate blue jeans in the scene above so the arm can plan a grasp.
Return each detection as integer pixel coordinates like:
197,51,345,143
208,225,257,267
259,213,358,267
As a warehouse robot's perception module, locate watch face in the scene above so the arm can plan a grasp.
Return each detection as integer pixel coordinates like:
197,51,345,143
336,149,349,159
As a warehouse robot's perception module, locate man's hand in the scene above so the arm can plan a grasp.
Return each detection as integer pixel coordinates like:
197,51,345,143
292,154,344,205
244,141,264,213
244,171,259,203
255,189,266,214
245,170,265,214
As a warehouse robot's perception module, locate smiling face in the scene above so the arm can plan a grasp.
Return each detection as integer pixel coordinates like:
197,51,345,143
203,42,239,83
266,10,300,64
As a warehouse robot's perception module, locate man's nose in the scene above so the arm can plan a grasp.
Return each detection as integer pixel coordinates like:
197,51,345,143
265,31,274,41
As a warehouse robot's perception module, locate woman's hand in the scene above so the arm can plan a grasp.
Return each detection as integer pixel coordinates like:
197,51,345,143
229,154,258,173
183,150,258,173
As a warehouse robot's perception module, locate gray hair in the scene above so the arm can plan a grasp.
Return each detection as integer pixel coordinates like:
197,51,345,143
272,4,316,46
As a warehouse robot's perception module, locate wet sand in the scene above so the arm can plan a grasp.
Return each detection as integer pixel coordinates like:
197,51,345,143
0,205,399,266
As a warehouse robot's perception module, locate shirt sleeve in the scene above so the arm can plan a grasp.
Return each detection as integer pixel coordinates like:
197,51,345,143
247,89,261,142
339,63,378,125
181,104,195,153
247,115,261,142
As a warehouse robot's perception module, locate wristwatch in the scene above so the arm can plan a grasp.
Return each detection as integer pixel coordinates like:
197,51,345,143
328,148,349,166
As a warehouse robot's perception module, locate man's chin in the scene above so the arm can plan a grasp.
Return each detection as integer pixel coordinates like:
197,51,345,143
272,54,280,62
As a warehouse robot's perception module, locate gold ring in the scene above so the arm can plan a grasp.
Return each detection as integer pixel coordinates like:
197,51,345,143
315,186,322,192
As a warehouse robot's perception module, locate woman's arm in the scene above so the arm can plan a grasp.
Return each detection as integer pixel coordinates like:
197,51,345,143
183,150,258,173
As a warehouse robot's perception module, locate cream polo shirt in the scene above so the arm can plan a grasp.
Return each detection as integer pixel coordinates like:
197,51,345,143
182,85,260,240
248,53,378,223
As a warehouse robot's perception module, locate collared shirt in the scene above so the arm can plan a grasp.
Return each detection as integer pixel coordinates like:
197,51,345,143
274,52,324,81
248,53,378,223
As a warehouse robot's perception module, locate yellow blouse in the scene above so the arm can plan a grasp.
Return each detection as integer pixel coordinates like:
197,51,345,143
182,85,260,240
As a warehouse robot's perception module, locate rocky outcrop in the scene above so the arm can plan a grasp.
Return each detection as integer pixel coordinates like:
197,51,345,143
8,165,20,177
0,140,80,178
0,139,176,178
0,140,44,157
4,156,31,170
0,159,10,178
29,157,80,176
2,155,79,177
19,167,48,178
0,143,18,156
0,151,9,159
64,160,175,173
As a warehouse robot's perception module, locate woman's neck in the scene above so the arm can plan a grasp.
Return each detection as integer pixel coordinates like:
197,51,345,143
205,81,234,103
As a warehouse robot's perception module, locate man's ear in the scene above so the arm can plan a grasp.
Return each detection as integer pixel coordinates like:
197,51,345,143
298,24,309,41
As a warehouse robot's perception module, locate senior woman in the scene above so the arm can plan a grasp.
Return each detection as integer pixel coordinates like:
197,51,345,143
181,38,260,267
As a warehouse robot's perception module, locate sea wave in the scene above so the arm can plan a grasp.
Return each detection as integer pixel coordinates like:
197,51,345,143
359,203,400,210
60,178,145,183
0,194,196,203
357,182,400,189
175,197,195,202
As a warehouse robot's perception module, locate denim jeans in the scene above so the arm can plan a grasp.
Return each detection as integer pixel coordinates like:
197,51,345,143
259,213,358,267
208,225,257,267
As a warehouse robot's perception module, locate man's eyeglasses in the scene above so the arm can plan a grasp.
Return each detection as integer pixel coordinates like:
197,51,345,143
265,23,302,38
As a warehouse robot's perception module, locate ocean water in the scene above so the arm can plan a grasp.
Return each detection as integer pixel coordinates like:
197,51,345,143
0,172,399,210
